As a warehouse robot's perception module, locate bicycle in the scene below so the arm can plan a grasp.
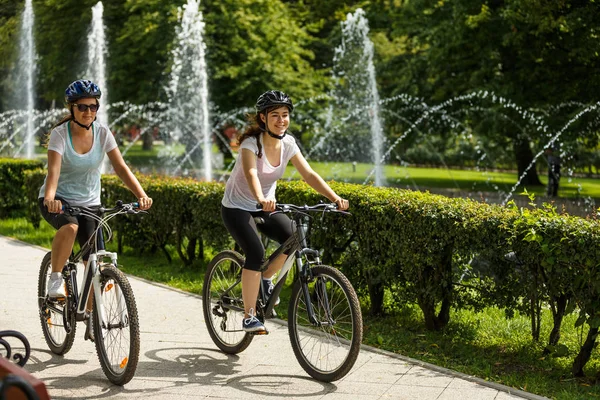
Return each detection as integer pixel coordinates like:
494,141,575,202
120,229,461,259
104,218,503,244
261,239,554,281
37,201,144,385
202,203,363,382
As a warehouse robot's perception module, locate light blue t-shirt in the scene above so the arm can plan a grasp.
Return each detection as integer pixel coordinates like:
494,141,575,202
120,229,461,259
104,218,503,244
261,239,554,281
38,121,118,206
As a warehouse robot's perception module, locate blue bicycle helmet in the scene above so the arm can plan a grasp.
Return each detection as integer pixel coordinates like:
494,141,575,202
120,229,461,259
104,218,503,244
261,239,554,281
255,90,293,113
65,79,102,103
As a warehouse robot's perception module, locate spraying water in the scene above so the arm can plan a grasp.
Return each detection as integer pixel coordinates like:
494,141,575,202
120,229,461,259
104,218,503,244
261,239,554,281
167,0,211,181
17,0,36,159
85,2,110,173
86,2,109,127
332,8,384,186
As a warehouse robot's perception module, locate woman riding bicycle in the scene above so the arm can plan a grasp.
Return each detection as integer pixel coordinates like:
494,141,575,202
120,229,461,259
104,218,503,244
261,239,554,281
221,90,349,333
38,79,152,332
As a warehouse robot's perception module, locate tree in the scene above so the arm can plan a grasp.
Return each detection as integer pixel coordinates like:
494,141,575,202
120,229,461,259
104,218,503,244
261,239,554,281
0,0,21,110
370,0,600,184
202,0,328,110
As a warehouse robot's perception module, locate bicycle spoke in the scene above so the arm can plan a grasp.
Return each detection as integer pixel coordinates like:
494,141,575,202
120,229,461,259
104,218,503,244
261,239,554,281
289,265,362,382
94,266,140,385
38,252,76,355
203,251,253,354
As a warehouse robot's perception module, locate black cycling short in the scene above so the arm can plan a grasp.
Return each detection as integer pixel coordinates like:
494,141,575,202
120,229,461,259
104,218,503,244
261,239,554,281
221,205,294,271
38,197,105,261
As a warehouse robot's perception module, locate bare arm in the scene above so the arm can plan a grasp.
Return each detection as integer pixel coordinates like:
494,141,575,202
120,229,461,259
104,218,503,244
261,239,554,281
241,148,275,211
43,150,63,213
291,152,349,210
107,147,153,210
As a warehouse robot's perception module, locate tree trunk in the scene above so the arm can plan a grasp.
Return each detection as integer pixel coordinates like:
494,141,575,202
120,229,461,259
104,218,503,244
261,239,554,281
417,296,451,331
513,137,542,186
368,281,384,316
175,231,190,266
197,238,204,260
186,237,197,263
572,326,599,377
417,247,453,331
547,294,568,350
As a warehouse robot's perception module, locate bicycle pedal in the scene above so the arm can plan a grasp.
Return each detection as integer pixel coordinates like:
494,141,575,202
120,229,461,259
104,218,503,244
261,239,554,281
250,329,269,336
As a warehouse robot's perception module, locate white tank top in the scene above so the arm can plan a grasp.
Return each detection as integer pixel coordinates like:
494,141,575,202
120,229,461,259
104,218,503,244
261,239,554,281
222,133,300,211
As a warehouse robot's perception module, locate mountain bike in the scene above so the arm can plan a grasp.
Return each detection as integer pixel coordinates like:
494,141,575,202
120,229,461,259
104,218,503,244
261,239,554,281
37,201,143,385
202,203,363,382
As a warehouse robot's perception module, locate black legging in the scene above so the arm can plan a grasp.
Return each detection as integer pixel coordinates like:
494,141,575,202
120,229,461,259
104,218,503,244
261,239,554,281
221,205,294,271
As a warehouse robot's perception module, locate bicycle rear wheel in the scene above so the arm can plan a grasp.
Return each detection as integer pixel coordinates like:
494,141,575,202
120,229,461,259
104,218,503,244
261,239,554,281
37,252,76,355
288,265,363,382
202,250,253,354
92,264,140,385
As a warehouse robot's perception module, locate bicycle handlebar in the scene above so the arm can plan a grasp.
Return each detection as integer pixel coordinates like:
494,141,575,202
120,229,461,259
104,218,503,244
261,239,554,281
61,201,142,216
256,202,350,215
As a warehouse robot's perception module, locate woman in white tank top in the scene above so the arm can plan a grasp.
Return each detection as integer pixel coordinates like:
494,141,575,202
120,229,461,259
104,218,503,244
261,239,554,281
221,90,349,333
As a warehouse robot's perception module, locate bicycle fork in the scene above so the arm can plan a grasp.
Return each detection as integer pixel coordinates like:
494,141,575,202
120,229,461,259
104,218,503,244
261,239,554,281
88,251,126,330
297,250,333,327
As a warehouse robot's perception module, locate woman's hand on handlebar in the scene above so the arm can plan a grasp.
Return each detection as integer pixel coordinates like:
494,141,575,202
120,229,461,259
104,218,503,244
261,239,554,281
44,198,63,214
333,197,349,211
258,197,276,212
137,196,153,210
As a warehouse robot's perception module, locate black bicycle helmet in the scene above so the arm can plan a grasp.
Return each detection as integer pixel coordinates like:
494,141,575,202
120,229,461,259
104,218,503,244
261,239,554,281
255,90,294,113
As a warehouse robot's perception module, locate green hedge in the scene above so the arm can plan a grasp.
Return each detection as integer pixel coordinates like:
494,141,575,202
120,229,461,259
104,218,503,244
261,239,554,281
0,158,44,218
10,158,600,376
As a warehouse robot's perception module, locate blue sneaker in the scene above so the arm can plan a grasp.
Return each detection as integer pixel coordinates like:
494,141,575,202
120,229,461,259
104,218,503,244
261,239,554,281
262,277,280,306
242,309,266,333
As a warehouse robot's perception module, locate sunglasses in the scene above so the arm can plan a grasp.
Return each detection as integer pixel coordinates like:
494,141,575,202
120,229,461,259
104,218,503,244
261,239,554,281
74,103,99,112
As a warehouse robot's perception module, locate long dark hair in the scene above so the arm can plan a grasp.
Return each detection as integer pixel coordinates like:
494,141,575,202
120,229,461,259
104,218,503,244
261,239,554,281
237,112,267,158
42,112,71,148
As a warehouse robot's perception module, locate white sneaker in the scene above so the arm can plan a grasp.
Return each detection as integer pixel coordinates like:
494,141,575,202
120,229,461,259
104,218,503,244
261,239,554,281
47,272,66,298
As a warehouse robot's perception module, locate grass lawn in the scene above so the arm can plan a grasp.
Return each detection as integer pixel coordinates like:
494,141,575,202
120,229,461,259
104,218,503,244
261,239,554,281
2,217,600,399
289,161,600,200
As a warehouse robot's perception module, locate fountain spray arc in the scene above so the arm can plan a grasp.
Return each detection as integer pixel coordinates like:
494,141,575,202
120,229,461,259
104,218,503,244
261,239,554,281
333,8,384,186
17,0,36,159
168,0,211,181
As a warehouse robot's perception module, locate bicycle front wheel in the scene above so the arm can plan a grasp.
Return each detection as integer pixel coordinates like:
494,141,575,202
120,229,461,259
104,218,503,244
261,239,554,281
288,265,363,382
37,252,76,355
92,264,140,385
202,250,253,354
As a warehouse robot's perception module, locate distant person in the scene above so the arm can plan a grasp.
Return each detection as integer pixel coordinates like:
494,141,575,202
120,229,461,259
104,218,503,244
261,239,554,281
38,79,152,339
220,90,349,333
546,145,561,197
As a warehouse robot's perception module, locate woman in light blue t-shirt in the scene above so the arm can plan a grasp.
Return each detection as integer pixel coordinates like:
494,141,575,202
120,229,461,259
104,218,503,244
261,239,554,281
38,80,152,338
221,90,349,333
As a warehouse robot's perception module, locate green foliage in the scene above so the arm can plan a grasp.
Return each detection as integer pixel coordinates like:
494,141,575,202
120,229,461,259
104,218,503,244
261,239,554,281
23,167,44,227
0,157,43,217
0,0,20,109
108,0,182,104
202,0,328,108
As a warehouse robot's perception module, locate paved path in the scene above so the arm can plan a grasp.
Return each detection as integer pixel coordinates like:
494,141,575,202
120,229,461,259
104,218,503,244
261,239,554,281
0,235,548,400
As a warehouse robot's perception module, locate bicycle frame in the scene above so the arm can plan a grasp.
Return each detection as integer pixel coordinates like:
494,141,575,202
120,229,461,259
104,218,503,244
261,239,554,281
260,212,322,320
48,203,136,330
219,205,336,327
